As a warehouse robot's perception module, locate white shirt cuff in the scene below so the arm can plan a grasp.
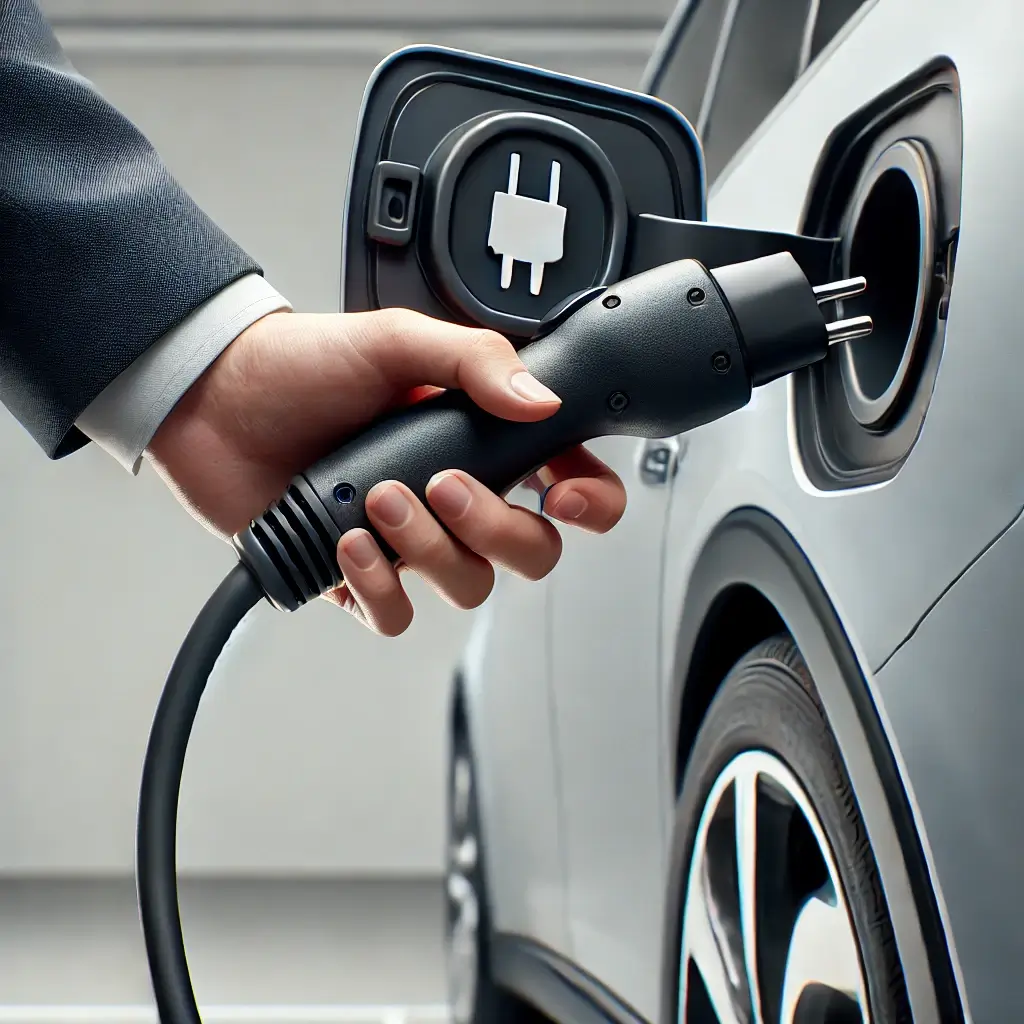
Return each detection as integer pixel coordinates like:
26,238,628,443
75,274,292,474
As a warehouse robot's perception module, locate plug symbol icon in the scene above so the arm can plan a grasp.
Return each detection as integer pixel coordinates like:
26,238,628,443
487,152,567,297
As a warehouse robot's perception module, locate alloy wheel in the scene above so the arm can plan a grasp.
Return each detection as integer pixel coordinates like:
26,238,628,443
679,750,868,1023
447,751,481,1024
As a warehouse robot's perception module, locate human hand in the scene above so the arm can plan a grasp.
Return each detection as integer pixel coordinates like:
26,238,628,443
147,307,627,634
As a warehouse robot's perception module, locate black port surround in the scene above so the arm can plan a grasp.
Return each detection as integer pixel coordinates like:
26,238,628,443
793,61,962,489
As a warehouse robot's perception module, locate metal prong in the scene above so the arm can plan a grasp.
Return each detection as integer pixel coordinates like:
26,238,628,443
826,315,873,345
813,276,867,305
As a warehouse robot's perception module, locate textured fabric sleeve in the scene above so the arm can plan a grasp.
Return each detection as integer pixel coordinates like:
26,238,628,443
76,274,292,475
0,0,262,459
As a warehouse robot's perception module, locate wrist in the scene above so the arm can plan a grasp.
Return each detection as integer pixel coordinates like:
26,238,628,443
149,309,292,455
146,309,298,538
77,274,293,474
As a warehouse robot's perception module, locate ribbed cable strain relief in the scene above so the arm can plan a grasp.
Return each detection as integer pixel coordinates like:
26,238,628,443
231,476,343,612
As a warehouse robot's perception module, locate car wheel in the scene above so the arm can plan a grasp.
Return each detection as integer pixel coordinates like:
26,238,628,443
667,635,911,1023
446,726,545,1024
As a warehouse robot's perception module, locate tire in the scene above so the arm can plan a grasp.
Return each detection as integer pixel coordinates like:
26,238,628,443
446,723,547,1024
665,634,911,1024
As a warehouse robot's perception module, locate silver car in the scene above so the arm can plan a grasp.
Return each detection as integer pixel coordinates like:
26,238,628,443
445,1,1015,1021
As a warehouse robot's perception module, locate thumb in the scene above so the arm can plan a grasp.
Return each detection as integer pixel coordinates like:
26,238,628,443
353,308,561,422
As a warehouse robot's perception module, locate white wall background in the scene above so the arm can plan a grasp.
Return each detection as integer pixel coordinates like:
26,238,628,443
0,0,673,878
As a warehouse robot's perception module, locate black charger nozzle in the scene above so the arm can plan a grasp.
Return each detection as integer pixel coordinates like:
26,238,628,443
709,251,872,387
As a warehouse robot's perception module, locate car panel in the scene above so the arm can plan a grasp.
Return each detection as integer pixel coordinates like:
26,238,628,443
546,433,677,1019
459,522,570,954
874,510,1024,1024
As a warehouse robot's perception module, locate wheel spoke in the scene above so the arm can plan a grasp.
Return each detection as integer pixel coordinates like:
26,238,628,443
779,885,866,1023
734,767,765,1024
682,868,747,1024
451,834,478,873
681,777,753,1024
452,755,472,831
446,750,481,1024
447,873,480,1024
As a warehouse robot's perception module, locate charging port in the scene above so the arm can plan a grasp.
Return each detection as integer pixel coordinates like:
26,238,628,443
793,63,962,489
838,140,934,428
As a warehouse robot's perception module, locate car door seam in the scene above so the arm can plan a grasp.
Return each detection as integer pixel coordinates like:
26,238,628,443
875,500,1024,674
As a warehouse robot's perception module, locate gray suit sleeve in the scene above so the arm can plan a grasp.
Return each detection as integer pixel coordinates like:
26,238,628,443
75,274,292,474
0,0,263,458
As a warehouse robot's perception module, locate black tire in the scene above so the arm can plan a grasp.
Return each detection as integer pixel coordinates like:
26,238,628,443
664,634,911,1023
446,723,547,1024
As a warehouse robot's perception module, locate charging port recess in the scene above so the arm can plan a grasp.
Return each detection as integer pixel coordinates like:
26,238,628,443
793,61,962,490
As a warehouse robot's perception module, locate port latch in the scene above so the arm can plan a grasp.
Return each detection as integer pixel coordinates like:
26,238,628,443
936,227,959,321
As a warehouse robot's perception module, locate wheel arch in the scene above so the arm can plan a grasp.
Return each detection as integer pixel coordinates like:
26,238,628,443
662,506,962,1024
671,582,786,795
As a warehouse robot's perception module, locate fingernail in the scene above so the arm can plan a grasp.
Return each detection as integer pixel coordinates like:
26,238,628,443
510,371,560,404
549,490,589,521
427,473,473,519
341,531,380,571
372,483,412,529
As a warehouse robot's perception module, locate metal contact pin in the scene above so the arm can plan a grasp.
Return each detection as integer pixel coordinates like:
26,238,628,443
813,276,867,305
826,315,874,345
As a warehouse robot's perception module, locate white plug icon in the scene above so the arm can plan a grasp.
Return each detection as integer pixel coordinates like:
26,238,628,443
487,152,567,296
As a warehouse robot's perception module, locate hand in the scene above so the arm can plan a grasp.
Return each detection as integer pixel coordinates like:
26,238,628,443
147,307,627,635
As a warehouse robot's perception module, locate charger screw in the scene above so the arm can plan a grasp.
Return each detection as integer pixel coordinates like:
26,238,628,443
603,295,621,309
712,352,731,374
687,287,706,305
333,483,357,504
607,391,629,413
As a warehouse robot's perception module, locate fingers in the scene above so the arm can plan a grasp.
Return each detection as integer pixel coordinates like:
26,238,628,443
366,481,497,609
332,529,414,636
423,472,563,582
526,445,627,534
352,308,561,422
329,446,625,635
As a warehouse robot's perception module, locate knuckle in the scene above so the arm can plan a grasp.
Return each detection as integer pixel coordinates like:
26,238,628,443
355,570,399,602
376,306,423,347
458,518,507,557
382,305,420,331
467,326,506,352
462,327,512,369
419,528,454,564
400,526,451,568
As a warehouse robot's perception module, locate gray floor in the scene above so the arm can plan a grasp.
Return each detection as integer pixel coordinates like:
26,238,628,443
0,877,447,1020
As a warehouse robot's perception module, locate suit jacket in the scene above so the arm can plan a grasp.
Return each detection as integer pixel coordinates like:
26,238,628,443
0,0,261,458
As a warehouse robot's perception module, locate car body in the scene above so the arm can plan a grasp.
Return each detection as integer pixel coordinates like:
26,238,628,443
448,1,1024,1022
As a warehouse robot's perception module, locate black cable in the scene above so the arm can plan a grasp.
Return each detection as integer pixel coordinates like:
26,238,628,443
136,562,264,1024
